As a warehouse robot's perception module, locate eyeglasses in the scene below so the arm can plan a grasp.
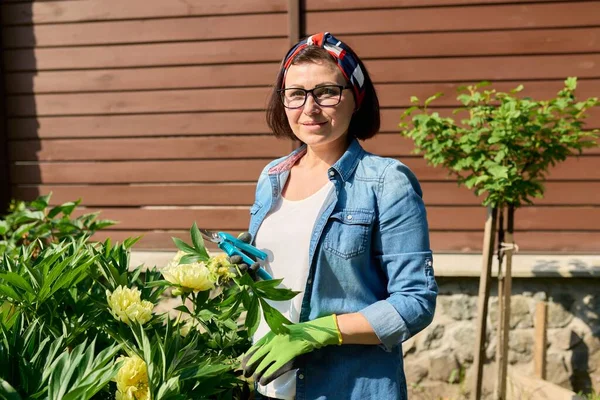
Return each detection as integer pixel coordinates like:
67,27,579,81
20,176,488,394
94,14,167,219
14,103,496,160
278,84,353,109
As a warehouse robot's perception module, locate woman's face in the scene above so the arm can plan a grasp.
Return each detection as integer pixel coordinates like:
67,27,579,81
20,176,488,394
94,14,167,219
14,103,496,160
283,61,355,149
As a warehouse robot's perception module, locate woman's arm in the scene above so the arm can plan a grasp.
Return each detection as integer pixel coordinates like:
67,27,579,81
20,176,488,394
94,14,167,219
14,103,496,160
337,312,381,345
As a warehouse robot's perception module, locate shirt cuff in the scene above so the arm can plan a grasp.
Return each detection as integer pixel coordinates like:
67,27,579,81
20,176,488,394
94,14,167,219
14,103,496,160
359,300,410,352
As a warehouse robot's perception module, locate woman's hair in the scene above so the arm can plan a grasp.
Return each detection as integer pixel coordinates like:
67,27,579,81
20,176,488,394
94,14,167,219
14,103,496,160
266,45,380,141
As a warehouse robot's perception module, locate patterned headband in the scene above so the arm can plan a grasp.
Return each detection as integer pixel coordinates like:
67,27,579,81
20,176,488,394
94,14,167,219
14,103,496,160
283,32,366,109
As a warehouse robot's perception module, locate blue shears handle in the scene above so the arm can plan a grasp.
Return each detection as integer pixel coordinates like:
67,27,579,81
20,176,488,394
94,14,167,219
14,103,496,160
217,232,272,280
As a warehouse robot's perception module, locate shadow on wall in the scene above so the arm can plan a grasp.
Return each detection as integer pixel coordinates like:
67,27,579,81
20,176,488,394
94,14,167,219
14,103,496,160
2,2,42,211
532,258,600,278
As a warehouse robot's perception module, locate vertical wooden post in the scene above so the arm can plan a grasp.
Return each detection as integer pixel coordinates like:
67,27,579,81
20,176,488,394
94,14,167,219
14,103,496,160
288,0,301,47
534,301,548,380
287,0,302,151
496,206,514,399
473,206,498,400
0,27,10,214
495,209,506,398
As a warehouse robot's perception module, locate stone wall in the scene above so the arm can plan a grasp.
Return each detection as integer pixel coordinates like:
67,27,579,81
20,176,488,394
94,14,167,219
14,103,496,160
405,277,600,399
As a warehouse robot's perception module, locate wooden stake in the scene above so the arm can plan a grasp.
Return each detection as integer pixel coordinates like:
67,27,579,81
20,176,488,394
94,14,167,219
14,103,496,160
473,206,498,400
534,301,548,380
497,206,514,399
496,209,506,398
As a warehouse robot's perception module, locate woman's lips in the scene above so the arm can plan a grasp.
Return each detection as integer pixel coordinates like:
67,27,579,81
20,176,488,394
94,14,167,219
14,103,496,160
302,121,326,126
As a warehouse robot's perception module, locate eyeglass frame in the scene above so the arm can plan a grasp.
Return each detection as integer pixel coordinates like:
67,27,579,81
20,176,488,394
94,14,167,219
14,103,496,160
277,84,354,109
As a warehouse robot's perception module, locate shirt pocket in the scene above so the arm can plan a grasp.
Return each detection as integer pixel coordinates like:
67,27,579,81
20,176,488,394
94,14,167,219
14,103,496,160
324,209,375,259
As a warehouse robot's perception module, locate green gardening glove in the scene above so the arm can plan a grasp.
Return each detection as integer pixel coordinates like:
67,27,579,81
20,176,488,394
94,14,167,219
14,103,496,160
241,315,342,385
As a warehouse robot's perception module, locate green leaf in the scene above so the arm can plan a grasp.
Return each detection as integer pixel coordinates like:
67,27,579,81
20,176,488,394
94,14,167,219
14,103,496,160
92,220,118,230
244,295,260,337
424,92,443,107
172,238,195,254
48,201,79,218
565,77,577,91
123,236,142,249
0,284,22,301
30,194,51,211
190,223,210,261
174,305,191,314
258,298,291,334
255,286,299,301
0,378,22,400
0,272,34,294
0,221,9,235
180,255,200,264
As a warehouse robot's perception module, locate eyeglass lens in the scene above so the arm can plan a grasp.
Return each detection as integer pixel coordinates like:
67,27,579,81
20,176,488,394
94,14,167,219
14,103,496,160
281,85,343,108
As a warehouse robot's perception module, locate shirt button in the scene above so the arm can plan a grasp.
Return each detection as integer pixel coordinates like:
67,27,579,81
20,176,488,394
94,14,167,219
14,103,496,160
298,374,304,379
307,278,312,284
346,215,353,220
328,170,335,176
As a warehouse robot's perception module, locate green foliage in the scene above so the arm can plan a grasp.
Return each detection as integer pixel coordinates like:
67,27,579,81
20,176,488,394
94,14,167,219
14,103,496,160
0,196,298,399
0,193,116,259
399,77,600,207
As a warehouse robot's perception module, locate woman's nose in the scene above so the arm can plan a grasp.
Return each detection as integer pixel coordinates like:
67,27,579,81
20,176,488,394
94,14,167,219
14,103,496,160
303,93,321,114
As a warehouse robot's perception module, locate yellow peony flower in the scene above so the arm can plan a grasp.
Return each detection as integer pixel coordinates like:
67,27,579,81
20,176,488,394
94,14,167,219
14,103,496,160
207,253,236,283
106,286,153,325
115,355,150,400
166,250,186,268
161,261,215,292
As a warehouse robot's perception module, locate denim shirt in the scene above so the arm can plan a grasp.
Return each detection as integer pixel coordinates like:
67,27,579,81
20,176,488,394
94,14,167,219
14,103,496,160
248,139,438,400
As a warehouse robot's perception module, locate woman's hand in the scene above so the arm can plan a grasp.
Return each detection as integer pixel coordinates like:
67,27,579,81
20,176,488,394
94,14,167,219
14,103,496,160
241,315,342,385
227,232,262,280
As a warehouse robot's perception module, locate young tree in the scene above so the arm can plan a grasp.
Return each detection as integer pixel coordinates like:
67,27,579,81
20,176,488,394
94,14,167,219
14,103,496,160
399,77,599,400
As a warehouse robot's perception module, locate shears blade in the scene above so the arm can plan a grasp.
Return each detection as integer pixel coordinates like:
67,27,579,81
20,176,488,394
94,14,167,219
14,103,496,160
199,228,221,244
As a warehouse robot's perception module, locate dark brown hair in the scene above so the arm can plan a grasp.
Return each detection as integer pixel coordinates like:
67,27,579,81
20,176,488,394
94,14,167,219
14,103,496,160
266,45,380,141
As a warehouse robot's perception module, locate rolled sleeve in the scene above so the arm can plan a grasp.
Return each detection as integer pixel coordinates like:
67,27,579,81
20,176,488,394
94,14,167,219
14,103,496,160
359,299,410,351
361,162,438,349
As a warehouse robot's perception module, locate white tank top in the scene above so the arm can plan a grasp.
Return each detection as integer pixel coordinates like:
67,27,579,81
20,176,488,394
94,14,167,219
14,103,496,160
253,181,334,400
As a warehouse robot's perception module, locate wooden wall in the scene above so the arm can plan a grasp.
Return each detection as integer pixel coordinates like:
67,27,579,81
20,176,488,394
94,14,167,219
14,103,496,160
2,0,599,252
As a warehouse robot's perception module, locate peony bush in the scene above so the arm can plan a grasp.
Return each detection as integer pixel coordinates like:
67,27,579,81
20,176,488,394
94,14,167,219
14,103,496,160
0,195,297,399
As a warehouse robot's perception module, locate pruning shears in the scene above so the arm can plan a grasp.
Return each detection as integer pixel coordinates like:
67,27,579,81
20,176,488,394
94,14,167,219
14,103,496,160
199,229,272,280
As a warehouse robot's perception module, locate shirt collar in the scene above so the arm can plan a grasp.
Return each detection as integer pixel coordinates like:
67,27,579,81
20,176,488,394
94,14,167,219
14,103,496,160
268,138,364,183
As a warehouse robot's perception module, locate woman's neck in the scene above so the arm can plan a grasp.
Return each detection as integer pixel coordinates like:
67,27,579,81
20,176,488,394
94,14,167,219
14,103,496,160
299,137,350,170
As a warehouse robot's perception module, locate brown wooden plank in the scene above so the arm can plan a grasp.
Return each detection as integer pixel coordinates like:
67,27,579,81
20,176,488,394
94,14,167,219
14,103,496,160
429,206,600,231
403,156,600,182
3,14,287,48
2,0,287,25
8,105,598,140
8,78,600,117
365,55,600,83
12,183,258,206
362,133,600,157
7,112,271,139
10,156,600,185
12,181,600,207
73,207,252,230
345,27,600,59
90,230,600,252
425,182,600,206
4,38,288,71
7,28,599,72
71,205,600,231
10,159,271,184
6,87,273,117
5,63,279,94
305,0,566,10
7,57,600,96
306,3,600,34
381,107,600,133
9,135,291,161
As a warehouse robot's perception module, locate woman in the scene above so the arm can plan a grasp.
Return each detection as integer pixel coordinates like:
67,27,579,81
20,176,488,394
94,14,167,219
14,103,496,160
241,32,437,400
